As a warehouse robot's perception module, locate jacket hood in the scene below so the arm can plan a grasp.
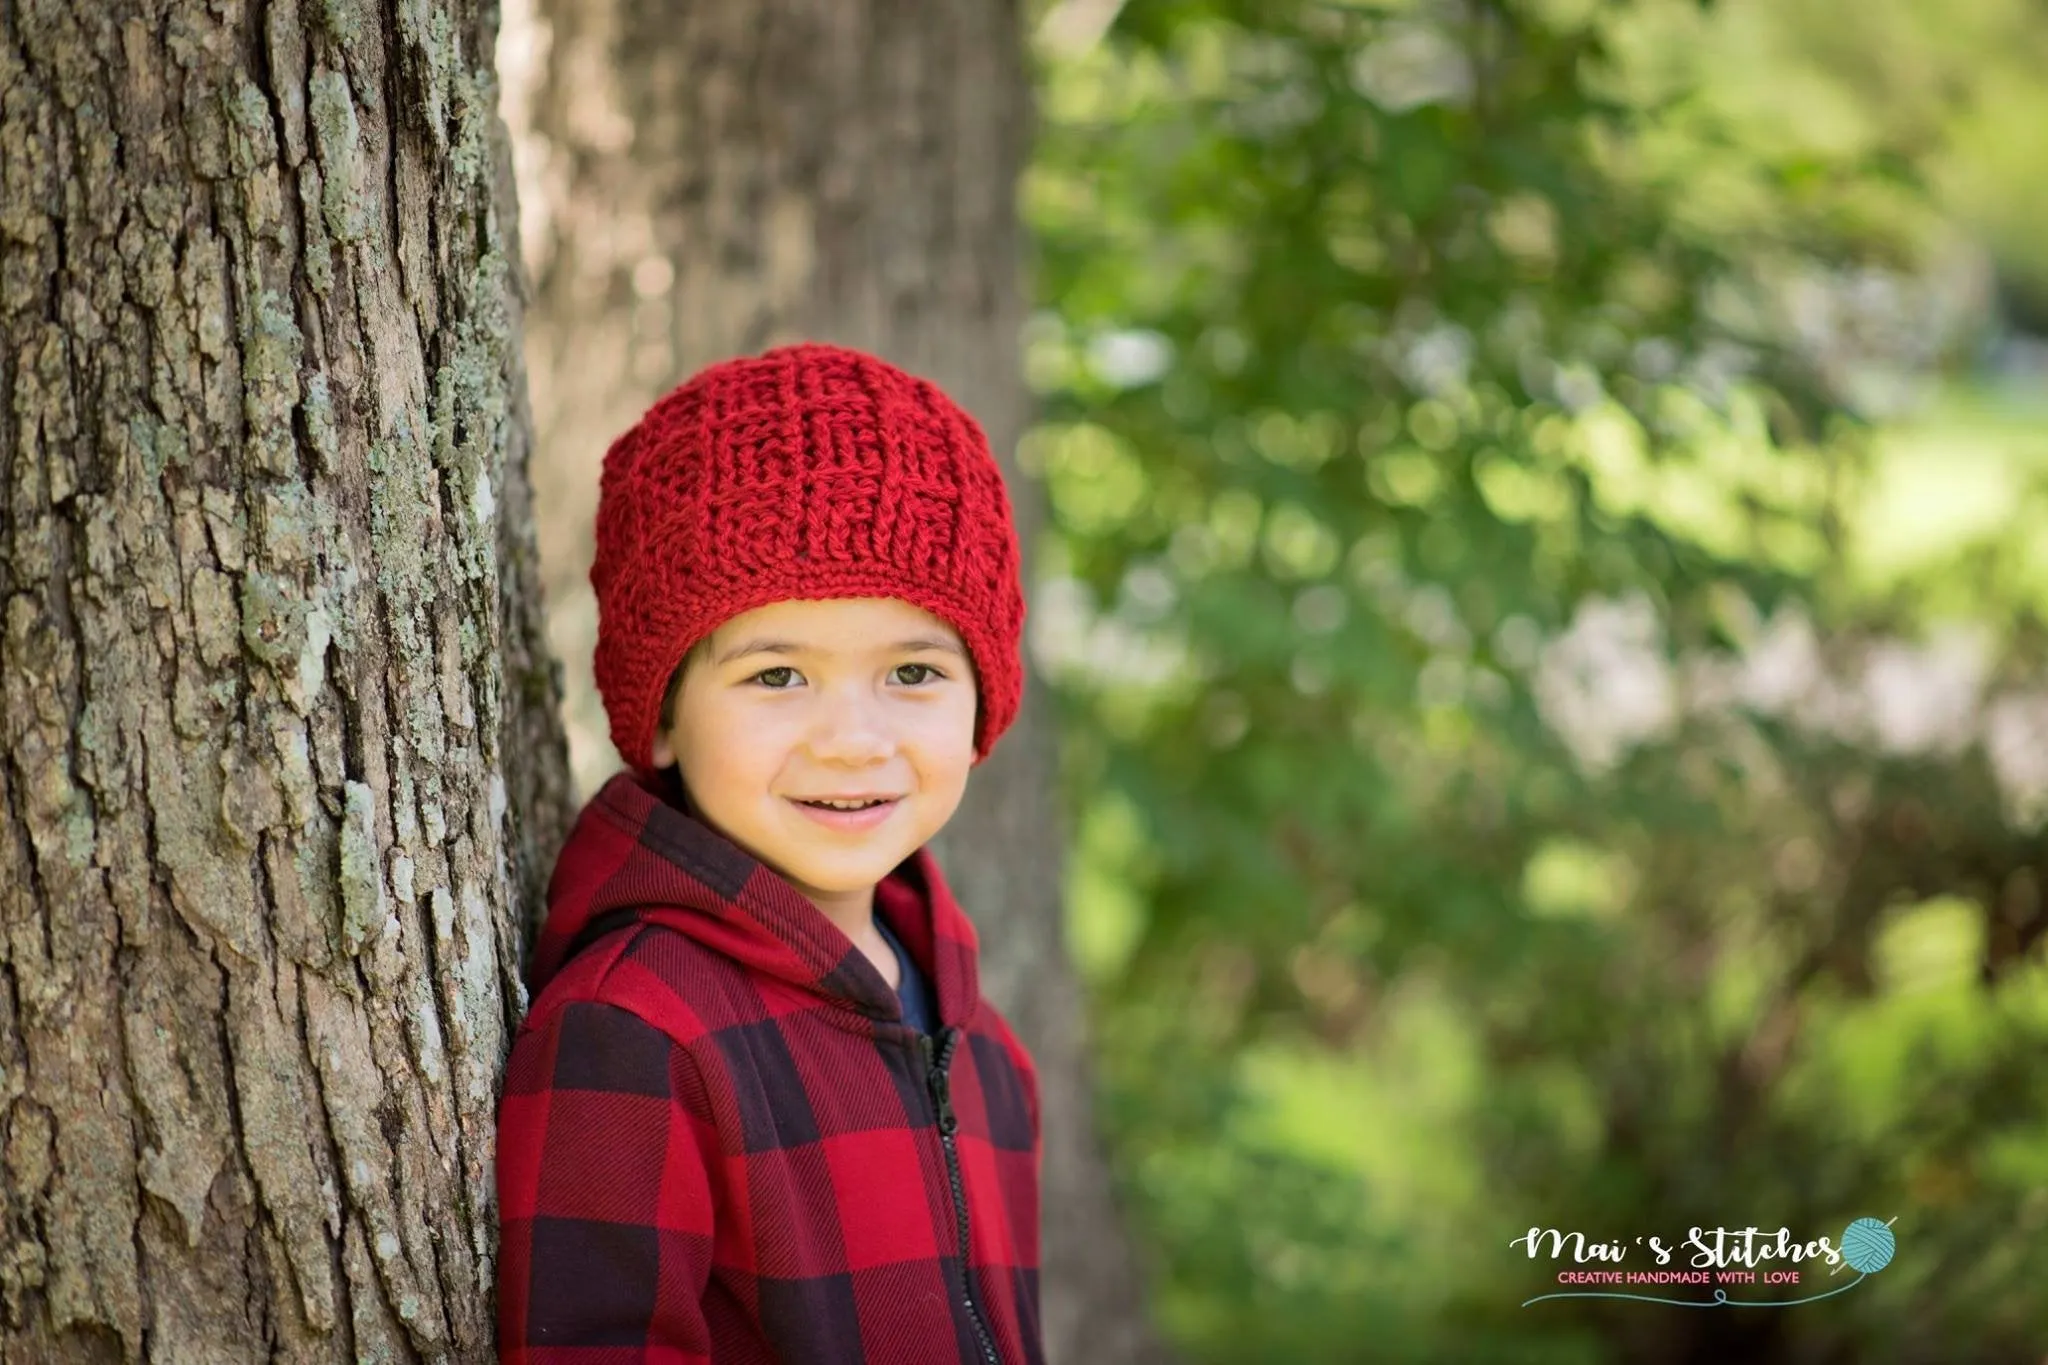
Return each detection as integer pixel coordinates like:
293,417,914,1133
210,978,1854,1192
529,768,984,1031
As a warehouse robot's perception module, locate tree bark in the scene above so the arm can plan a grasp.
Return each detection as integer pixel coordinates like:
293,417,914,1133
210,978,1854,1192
502,1,1172,1360
0,0,571,1360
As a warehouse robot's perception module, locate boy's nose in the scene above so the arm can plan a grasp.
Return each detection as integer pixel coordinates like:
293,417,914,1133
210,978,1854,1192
802,688,895,759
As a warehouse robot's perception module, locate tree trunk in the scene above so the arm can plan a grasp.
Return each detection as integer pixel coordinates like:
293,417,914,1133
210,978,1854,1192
0,1,571,1360
501,1,1172,1360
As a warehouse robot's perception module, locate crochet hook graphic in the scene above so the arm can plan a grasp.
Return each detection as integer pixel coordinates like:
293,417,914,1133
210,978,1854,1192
1520,1216,1896,1308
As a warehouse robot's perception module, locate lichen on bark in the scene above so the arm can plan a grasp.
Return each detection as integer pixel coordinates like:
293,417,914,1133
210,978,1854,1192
0,0,572,1360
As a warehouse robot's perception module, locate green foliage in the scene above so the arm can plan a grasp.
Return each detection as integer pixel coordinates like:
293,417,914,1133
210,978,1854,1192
1026,0,2048,1359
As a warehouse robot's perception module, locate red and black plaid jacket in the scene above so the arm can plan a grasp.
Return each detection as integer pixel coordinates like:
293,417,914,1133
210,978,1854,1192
496,769,1044,1364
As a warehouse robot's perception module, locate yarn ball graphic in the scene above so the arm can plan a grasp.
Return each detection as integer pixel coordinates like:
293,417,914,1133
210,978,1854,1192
1840,1217,1895,1274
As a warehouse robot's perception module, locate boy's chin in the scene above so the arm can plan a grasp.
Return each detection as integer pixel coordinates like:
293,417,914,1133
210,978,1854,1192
772,840,911,885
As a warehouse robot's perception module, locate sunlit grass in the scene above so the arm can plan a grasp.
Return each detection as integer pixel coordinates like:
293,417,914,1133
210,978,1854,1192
1848,383,2048,601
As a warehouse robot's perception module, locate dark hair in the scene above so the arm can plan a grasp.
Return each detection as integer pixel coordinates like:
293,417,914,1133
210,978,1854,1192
656,635,712,736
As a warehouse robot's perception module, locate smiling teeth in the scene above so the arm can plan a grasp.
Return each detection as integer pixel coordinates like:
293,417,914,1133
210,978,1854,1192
808,798,885,809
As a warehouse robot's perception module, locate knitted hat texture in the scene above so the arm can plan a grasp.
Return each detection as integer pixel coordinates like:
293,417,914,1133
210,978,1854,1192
590,343,1028,772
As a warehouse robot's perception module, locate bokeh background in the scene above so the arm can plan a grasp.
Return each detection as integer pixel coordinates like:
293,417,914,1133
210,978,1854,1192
505,0,2048,1359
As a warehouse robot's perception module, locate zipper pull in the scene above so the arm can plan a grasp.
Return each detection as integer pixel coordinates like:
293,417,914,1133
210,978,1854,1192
927,1026,958,1135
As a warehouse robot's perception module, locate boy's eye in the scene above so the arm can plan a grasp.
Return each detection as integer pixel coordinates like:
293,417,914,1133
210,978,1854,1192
745,663,947,689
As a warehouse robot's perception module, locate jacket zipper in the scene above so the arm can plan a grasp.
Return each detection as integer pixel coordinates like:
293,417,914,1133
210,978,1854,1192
922,1027,1002,1365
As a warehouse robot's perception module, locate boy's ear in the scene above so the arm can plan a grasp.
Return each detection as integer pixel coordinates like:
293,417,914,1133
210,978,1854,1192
650,731,675,769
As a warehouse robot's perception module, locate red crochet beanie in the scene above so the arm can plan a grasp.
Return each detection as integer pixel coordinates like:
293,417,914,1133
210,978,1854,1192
590,342,1028,772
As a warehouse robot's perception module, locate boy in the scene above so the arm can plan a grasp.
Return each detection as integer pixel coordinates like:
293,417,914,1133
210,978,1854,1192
496,343,1044,1364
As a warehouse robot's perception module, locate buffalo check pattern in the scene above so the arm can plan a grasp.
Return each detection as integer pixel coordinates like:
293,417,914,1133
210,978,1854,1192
497,769,1044,1363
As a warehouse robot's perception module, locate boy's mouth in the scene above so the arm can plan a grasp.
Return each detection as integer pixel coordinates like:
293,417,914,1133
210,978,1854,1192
787,795,902,829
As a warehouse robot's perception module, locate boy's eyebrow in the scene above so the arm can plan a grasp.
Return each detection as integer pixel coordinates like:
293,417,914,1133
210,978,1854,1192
714,636,965,666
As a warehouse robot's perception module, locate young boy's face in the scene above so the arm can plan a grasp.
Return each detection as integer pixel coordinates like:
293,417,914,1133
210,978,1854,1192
649,596,980,914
